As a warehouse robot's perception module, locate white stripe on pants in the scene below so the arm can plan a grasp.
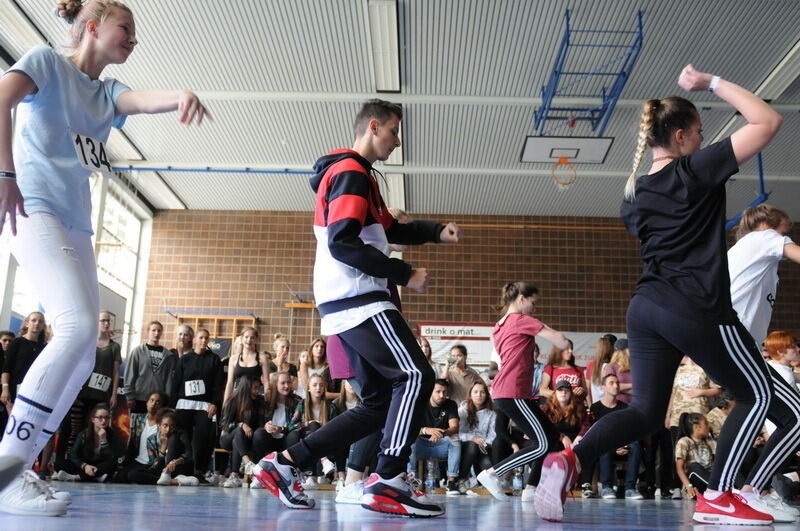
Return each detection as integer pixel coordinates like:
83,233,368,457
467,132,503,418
0,212,99,466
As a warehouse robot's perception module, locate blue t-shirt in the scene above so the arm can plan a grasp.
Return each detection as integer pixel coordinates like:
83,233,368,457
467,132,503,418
9,45,130,233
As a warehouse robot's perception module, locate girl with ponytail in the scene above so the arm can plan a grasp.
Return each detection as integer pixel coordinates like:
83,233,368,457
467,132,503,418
535,64,791,526
0,0,210,516
476,282,571,502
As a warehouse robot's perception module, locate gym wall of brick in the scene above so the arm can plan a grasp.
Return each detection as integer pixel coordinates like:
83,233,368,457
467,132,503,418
141,210,800,357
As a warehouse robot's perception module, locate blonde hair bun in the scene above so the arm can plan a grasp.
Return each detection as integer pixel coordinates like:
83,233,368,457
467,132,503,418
55,1,84,23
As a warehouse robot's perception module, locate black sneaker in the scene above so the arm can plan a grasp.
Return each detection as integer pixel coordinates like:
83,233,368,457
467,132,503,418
252,452,315,509
446,480,462,496
360,473,444,517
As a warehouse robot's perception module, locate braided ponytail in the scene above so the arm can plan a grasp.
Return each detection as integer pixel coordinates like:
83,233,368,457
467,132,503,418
624,99,660,200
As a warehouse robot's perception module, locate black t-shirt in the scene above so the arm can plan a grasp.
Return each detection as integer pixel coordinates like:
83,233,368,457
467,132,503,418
2,337,45,392
590,399,628,420
421,398,458,439
620,138,739,323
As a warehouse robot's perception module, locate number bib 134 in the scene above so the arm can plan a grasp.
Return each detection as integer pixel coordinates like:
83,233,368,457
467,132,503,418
73,132,112,175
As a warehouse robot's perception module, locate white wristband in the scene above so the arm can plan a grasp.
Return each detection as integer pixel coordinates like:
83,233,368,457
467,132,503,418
708,75,720,93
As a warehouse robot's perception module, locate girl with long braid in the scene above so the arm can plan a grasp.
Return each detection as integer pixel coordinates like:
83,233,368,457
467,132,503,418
534,64,788,525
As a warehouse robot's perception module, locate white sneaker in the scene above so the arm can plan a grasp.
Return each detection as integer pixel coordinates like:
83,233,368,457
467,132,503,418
0,471,68,516
738,491,797,523
250,477,263,489
335,478,345,492
671,488,682,500
336,479,365,505
156,471,171,485
521,487,536,501
477,470,508,501
0,456,24,492
222,475,242,488
56,470,78,482
301,476,318,490
176,475,200,486
317,475,331,485
321,458,336,476
243,461,255,477
766,491,799,517
27,471,72,505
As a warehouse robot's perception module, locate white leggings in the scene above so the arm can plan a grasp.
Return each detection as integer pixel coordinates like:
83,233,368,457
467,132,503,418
0,212,98,466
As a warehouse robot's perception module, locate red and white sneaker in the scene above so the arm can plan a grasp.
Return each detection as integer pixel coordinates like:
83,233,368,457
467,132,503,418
693,491,773,525
252,452,315,509
360,473,444,518
534,448,580,522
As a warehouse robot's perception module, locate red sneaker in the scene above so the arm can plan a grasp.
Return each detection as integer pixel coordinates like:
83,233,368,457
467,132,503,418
533,448,580,522
693,491,773,525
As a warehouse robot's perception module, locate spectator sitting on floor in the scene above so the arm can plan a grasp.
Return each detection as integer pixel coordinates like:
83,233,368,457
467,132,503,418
116,392,166,483
457,381,496,490
57,403,124,483
408,378,462,496
539,340,587,400
219,374,267,488
441,344,485,406
285,373,340,490
590,374,644,500
674,412,716,499
417,336,435,367
128,409,197,486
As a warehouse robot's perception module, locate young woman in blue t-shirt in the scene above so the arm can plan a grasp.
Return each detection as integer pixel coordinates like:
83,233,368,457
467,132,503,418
0,0,209,516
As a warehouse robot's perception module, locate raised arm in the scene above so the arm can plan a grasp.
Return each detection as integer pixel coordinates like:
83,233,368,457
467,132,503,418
678,64,782,165
115,89,210,124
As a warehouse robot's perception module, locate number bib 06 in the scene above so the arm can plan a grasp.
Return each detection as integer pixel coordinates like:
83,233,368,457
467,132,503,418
73,132,113,175
185,379,206,397
87,372,111,392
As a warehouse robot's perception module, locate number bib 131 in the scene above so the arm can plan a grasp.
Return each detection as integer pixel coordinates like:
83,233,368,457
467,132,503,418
185,379,206,397
73,132,112,175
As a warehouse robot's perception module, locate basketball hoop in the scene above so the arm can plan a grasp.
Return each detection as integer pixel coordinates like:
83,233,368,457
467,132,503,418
551,157,577,191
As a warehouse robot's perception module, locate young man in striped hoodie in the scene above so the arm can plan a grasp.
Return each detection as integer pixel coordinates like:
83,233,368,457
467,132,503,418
254,99,460,517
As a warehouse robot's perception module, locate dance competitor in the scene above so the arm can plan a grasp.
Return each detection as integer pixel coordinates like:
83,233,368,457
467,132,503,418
253,98,460,517
476,282,569,501
726,205,800,522
534,64,785,525
0,0,208,516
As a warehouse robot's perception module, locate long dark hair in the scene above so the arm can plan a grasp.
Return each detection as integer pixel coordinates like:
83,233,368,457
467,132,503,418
222,374,256,427
590,335,615,385
465,382,493,429
84,403,113,453
678,412,705,440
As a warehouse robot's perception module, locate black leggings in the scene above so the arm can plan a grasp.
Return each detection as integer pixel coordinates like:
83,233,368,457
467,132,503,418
573,295,780,492
459,441,493,479
493,398,561,484
219,426,254,474
252,427,287,460
177,409,216,474
286,310,435,478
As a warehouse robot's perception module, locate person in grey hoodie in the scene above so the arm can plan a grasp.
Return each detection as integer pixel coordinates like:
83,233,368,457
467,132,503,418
125,321,177,414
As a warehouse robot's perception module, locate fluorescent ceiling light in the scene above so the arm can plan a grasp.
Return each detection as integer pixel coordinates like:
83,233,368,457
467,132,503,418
368,0,400,92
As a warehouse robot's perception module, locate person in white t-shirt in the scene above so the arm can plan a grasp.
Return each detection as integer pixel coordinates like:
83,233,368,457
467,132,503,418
729,204,800,346
0,0,209,516
726,205,800,521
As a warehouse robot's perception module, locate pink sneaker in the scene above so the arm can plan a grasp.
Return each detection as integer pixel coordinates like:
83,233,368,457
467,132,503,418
533,448,580,522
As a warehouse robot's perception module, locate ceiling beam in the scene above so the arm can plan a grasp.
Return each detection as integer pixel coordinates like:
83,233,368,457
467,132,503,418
110,160,797,182
192,90,800,112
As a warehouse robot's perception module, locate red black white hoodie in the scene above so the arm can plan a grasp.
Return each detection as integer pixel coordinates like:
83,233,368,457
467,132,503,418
310,149,442,334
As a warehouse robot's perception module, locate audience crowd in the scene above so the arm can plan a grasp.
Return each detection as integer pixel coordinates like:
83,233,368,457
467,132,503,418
1,313,799,508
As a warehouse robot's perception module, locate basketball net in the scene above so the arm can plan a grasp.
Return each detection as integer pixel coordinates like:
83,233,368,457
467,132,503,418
551,157,577,191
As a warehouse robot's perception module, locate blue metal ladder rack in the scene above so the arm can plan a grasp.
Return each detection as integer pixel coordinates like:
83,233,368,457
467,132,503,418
533,9,644,137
